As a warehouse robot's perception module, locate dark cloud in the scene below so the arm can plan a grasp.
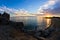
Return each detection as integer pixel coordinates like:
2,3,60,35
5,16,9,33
44,1,60,15
51,7,60,14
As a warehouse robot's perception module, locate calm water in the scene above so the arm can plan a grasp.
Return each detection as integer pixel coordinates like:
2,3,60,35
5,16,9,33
10,16,51,30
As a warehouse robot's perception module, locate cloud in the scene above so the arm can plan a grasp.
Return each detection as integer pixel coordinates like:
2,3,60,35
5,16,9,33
44,0,60,15
0,6,18,13
0,0,60,16
0,6,29,16
37,0,59,14
47,6,60,15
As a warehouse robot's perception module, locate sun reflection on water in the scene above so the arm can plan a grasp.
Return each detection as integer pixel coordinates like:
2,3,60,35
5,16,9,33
46,18,51,28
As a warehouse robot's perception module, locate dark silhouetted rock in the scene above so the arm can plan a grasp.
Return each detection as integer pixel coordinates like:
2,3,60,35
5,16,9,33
0,13,2,24
44,17,60,40
34,17,60,40
51,17,60,29
1,12,10,25
9,21,24,31
2,12,10,21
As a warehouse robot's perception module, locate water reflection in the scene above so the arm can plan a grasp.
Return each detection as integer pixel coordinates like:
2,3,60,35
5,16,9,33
37,16,51,30
37,16,46,30
10,16,51,30
46,18,51,28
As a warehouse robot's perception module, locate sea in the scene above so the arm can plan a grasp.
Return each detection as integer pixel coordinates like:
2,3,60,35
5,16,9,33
10,16,51,31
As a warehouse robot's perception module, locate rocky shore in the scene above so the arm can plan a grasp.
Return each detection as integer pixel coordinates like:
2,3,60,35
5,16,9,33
0,25,38,40
0,12,60,40
0,12,37,40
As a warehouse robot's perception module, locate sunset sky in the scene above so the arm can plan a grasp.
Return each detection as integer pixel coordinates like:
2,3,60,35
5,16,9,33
0,0,60,16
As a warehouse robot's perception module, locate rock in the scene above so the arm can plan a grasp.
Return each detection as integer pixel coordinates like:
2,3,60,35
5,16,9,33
2,12,10,21
9,21,24,31
44,17,60,40
1,12,10,25
0,13,2,24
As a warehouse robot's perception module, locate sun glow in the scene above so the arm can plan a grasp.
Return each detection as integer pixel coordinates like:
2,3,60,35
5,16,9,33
46,15,51,17
44,13,53,17
44,13,52,28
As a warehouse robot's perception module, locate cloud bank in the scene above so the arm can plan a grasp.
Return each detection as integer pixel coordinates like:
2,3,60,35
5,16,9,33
38,0,60,15
0,0,60,17
0,6,29,16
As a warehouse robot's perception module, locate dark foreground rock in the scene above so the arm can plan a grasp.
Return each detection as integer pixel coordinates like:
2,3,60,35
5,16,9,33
0,12,37,40
0,12,10,25
44,17,60,40
9,21,24,31
0,25,37,40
